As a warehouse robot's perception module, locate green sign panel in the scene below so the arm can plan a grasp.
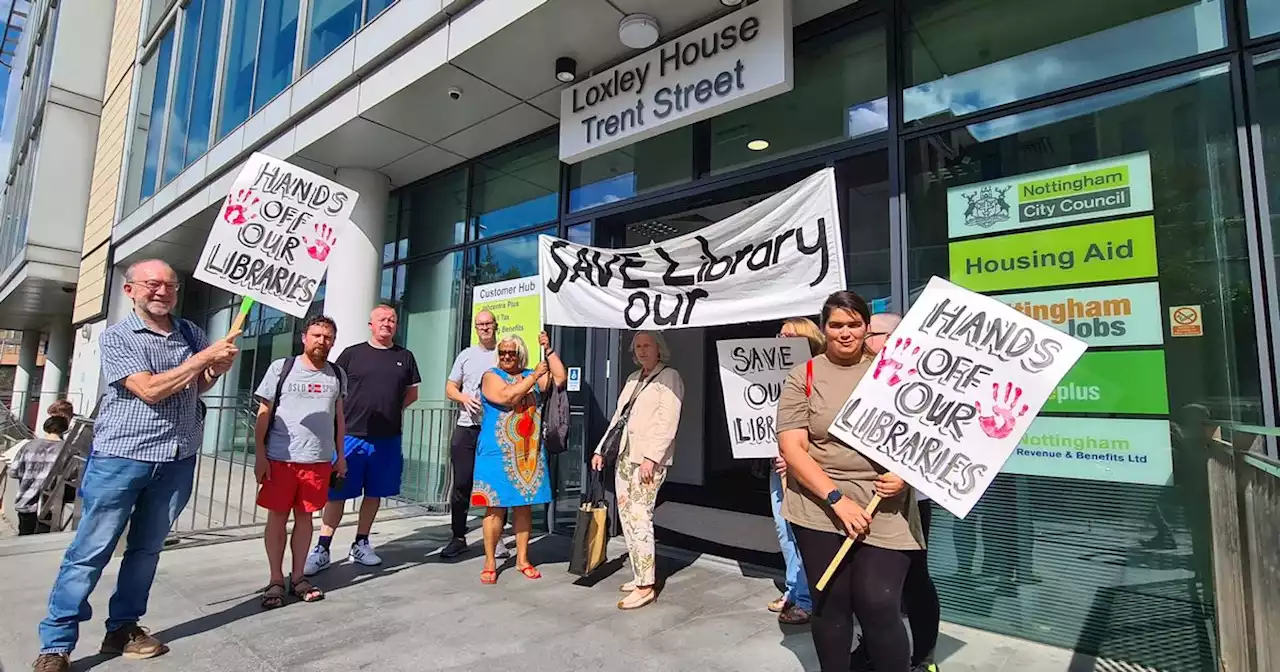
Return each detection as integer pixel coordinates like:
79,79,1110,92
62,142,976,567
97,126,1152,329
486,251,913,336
949,216,1159,292
1044,350,1169,415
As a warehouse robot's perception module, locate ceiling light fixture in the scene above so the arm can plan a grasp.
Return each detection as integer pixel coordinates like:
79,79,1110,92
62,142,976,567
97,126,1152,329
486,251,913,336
747,139,770,151
618,14,660,49
720,0,745,5
555,56,577,83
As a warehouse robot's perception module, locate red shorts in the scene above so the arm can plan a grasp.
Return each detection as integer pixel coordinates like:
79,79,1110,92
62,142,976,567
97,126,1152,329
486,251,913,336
256,461,333,513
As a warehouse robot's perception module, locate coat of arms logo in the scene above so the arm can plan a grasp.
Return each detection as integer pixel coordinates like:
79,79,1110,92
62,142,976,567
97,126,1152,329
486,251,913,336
962,186,1012,229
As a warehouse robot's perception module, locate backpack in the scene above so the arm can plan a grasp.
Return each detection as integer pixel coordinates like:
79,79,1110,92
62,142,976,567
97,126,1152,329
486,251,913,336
541,377,570,455
265,356,348,448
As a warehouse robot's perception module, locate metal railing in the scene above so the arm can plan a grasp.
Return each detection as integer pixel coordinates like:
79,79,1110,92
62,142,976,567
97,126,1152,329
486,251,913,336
1206,427,1280,672
175,396,455,537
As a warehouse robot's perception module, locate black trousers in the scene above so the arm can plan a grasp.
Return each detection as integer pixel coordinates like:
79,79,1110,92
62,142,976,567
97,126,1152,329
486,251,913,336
905,500,940,665
794,526,913,672
449,425,481,539
18,511,50,535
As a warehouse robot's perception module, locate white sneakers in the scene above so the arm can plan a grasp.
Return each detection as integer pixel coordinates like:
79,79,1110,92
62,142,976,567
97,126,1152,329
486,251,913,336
302,539,382,576
303,544,330,576
349,539,383,566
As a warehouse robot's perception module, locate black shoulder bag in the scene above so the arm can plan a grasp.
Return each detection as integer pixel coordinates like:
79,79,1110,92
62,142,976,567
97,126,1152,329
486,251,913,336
598,366,662,467
175,319,208,420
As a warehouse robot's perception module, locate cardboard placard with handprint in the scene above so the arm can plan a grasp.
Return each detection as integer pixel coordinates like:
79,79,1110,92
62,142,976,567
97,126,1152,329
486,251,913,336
827,276,1087,518
193,153,358,318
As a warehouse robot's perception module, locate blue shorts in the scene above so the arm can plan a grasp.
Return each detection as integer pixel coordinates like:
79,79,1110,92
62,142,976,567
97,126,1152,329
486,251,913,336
330,435,403,500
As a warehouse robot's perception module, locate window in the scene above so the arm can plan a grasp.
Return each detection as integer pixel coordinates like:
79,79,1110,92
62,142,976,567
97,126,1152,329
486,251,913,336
470,137,560,240
305,0,361,70
905,65,1258,671
903,0,1227,127
567,127,693,212
709,16,887,174
127,29,177,207
469,230,546,286
162,0,223,184
402,250,463,404
1249,0,1280,38
1252,50,1280,382
402,167,467,258
218,0,300,139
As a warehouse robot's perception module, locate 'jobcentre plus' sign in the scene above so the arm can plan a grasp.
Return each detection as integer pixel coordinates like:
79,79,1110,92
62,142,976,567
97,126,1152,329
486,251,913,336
558,0,793,164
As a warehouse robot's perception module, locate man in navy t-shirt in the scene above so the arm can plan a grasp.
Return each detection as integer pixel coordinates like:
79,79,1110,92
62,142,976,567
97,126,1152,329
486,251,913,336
305,304,420,573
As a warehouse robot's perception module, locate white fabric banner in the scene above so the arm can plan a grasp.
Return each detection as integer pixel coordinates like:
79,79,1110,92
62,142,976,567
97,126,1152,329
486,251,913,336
194,153,358,318
539,168,844,330
827,277,1087,518
716,337,812,459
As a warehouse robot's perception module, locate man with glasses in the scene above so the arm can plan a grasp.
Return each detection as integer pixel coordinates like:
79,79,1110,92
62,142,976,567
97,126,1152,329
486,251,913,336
307,304,420,573
33,260,240,672
440,309,509,559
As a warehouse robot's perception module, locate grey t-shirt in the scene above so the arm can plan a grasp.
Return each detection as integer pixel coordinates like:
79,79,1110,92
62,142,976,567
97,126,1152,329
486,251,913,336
448,344,497,427
254,357,344,463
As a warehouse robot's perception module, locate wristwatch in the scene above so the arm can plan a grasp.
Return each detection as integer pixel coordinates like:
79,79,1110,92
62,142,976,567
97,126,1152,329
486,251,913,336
825,489,843,506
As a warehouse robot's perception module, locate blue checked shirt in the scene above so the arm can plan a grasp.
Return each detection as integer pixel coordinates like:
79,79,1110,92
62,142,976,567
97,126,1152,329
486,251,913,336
92,312,210,462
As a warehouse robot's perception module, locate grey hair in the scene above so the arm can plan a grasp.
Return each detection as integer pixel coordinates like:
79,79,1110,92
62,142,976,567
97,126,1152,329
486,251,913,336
124,259,175,282
630,330,670,365
498,334,530,370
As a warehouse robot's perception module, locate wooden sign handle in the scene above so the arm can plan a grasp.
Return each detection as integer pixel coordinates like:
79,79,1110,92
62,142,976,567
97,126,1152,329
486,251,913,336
226,296,254,340
814,493,883,592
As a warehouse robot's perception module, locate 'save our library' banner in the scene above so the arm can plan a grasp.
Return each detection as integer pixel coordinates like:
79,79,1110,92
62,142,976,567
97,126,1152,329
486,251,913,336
194,153,358,318
828,277,1087,518
538,168,844,330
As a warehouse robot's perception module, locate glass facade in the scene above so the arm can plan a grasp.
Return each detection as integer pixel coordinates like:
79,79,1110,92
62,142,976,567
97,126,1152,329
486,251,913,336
165,1,1280,667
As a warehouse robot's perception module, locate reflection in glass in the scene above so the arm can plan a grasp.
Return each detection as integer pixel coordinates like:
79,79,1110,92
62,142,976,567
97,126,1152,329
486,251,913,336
904,0,1225,126
186,0,224,164
162,2,203,185
470,230,546,286
1251,50,1280,368
403,167,467,257
568,127,693,212
471,137,560,239
905,65,1258,671
254,0,300,113
1248,0,1280,38
305,0,361,70
139,31,176,202
710,17,887,173
366,0,396,20
403,251,463,403
219,0,264,138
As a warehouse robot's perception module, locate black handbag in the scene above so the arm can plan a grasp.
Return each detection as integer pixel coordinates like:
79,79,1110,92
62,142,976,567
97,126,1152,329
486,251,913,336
599,367,661,466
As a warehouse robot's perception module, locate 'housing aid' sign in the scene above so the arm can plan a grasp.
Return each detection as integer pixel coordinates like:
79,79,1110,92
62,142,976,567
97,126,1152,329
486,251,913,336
538,168,844,330
828,277,1087,518
559,0,792,163
194,153,357,318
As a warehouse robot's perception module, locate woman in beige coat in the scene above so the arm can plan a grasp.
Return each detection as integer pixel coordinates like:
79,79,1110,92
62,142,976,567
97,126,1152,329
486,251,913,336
591,331,684,610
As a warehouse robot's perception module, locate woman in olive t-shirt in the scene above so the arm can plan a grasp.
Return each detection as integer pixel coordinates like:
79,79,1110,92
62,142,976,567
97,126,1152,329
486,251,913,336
776,290,924,672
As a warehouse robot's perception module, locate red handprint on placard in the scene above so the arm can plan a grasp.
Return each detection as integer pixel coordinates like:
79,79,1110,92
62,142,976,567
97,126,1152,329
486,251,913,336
222,189,260,226
303,223,338,262
975,382,1029,440
873,337,919,387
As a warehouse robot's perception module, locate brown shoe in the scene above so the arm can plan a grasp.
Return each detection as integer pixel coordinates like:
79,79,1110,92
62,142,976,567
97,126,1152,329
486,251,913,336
778,604,811,625
100,624,170,659
32,653,70,672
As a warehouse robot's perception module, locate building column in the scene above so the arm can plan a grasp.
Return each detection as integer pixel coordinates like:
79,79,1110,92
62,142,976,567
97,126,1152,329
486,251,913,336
36,322,73,427
10,329,41,420
322,168,390,357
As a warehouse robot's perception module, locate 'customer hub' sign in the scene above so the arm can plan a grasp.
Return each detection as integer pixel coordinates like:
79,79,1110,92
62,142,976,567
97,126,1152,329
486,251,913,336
558,0,793,163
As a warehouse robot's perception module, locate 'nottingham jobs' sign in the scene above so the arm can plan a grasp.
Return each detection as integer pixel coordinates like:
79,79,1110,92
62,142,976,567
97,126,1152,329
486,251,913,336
558,0,793,163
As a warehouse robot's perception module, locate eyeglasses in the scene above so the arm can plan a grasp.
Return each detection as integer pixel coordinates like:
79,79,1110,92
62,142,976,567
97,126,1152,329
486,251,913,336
498,350,519,358
129,280,181,292
475,322,496,328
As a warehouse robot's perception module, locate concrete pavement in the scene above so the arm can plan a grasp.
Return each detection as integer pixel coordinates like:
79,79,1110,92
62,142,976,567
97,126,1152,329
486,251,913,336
0,515,1136,672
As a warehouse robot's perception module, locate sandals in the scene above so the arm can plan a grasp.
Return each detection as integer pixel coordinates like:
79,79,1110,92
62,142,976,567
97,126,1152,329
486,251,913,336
516,565,542,580
261,582,286,610
768,595,788,613
291,577,325,603
480,569,498,585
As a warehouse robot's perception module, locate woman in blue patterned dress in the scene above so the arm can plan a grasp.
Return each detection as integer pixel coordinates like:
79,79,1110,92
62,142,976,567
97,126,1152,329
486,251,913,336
474,331,566,584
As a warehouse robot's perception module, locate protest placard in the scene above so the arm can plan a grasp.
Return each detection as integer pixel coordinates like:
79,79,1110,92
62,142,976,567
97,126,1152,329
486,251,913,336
716,337,811,459
194,153,358,319
828,276,1087,519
